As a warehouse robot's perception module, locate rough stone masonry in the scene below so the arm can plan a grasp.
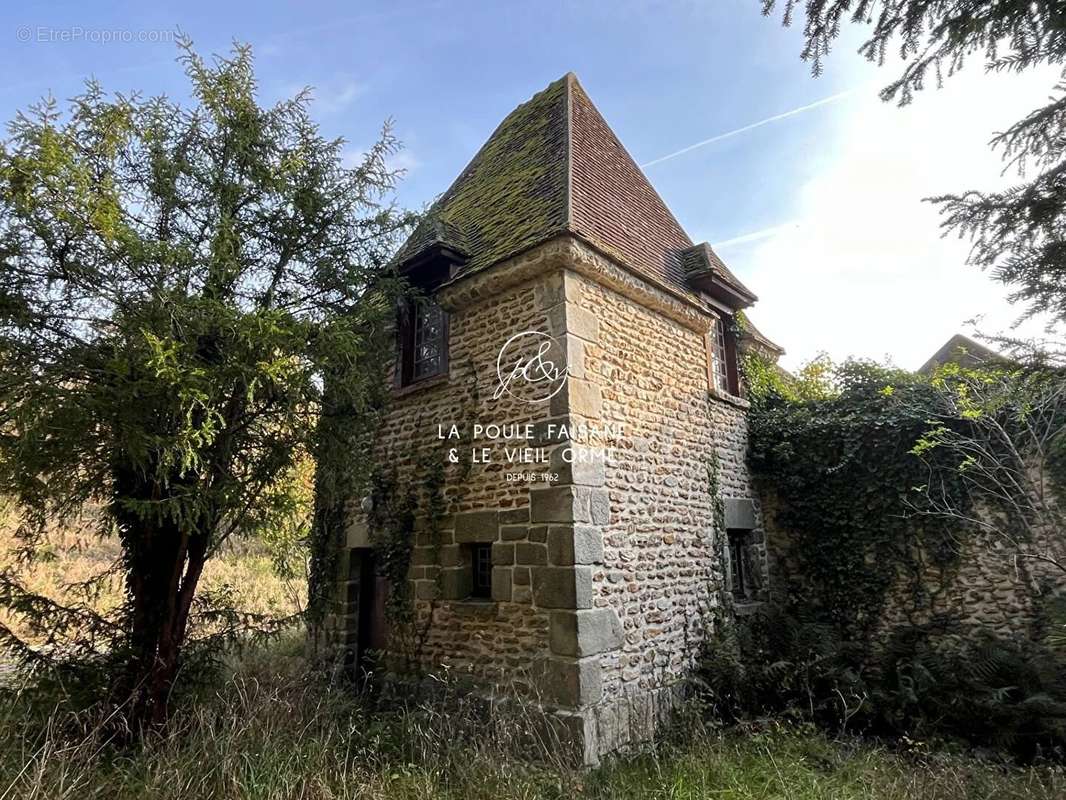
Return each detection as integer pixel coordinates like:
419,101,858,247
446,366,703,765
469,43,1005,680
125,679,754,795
330,74,774,764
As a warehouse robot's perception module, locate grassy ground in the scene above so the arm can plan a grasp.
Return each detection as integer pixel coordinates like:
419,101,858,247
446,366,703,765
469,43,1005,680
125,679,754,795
0,639,1062,800
0,507,1063,799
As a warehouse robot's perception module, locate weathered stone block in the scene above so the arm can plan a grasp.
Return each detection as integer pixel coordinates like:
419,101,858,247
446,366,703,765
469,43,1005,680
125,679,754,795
512,585,533,604
516,542,548,566
528,525,548,543
492,567,512,602
410,547,436,567
547,525,604,565
499,507,531,525
415,580,440,601
724,498,756,530
550,608,624,657
531,486,590,523
440,567,471,600
550,377,602,419
534,271,579,311
589,489,610,525
539,656,602,707
565,335,586,380
492,542,515,566
439,545,463,568
501,524,528,541
454,509,499,543
551,445,605,487
532,566,593,609
529,417,572,447
513,566,531,586
346,520,370,549
547,303,599,343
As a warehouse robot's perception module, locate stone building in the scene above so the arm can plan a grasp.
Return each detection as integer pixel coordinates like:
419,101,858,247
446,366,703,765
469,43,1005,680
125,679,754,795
335,73,777,764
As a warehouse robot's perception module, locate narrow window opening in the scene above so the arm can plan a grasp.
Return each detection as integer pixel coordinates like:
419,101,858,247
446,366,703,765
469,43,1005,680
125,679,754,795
399,297,448,386
727,529,751,602
469,543,492,599
708,312,740,396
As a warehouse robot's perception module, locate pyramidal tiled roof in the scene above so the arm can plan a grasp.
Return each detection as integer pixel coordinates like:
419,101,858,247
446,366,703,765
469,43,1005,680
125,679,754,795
395,73,713,300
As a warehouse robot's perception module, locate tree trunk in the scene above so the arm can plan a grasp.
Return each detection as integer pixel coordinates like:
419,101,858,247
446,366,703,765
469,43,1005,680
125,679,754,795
116,520,208,732
110,465,211,733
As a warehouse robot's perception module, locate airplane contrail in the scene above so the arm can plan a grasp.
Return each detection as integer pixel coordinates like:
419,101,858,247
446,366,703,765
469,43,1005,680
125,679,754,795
712,221,799,250
641,88,856,168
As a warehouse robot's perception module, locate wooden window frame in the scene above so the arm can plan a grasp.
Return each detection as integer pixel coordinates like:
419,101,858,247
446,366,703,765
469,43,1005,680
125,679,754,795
396,253,459,389
398,297,449,388
707,312,740,397
727,529,751,602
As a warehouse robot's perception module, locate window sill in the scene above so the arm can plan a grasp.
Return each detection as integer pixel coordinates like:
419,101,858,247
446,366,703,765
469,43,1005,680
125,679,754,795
448,598,498,617
731,599,765,616
709,388,750,410
393,372,449,398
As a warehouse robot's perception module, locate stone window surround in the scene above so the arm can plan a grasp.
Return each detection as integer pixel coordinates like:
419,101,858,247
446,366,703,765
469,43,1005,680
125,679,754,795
441,511,504,602
722,497,766,608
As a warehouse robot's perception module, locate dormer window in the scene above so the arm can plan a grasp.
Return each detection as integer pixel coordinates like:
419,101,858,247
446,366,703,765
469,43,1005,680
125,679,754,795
393,232,467,390
400,297,448,386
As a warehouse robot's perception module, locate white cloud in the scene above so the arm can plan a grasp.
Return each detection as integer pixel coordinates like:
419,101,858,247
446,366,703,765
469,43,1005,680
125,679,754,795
723,65,1063,371
314,79,366,113
387,149,422,175
342,146,420,176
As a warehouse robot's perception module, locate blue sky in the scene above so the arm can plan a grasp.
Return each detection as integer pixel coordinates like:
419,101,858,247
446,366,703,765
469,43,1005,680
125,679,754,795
2,1,1056,368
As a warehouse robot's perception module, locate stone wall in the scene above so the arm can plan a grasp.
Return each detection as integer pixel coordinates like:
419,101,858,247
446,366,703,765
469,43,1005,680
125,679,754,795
340,247,561,689
564,261,768,757
335,236,770,763
762,492,1065,645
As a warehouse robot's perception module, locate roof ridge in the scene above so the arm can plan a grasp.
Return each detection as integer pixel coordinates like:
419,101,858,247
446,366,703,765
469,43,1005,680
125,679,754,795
563,72,575,233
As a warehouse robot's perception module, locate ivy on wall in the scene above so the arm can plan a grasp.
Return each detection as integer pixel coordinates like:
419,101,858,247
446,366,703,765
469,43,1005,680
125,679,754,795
744,356,971,640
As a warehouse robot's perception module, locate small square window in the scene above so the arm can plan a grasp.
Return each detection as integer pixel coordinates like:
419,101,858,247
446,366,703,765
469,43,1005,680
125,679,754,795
469,543,492,599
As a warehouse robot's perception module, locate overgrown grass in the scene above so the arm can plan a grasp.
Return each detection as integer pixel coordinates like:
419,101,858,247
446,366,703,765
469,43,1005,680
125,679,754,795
2,506,1063,798
0,639,1062,800
0,502,304,647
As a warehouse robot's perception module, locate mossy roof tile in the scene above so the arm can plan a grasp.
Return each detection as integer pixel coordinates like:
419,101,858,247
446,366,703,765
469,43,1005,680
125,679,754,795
395,73,750,306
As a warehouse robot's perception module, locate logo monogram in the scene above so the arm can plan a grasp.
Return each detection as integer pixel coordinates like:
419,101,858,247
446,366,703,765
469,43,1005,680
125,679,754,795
493,331,569,404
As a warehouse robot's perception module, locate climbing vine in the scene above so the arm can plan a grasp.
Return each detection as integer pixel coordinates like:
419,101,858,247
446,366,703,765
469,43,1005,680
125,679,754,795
363,355,481,666
368,433,447,627
705,449,725,534
745,356,971,640
307,373,391,630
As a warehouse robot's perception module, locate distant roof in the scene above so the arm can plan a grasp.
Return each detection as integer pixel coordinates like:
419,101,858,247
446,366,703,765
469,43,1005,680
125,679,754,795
917,333,1001,375
394,73,749,305
739,315,785,357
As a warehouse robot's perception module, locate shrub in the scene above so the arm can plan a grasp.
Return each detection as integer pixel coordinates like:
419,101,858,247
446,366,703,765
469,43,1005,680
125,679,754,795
697,609,1066,761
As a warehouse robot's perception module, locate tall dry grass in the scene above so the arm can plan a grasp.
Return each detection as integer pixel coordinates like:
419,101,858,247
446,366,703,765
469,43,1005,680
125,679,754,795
0,636,1062,800
0,500,304,647
0,503,1063,799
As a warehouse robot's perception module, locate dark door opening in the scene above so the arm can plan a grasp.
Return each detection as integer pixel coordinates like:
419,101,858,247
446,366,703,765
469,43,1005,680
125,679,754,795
354,549,388,683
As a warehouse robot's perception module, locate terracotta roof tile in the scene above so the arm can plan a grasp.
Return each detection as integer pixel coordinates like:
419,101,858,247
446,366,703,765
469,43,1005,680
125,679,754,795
393,76,570,273
567,77,694,293
394,73,753,308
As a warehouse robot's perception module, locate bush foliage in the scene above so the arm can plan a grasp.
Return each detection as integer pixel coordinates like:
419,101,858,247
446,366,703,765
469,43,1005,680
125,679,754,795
719,354,1066,759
